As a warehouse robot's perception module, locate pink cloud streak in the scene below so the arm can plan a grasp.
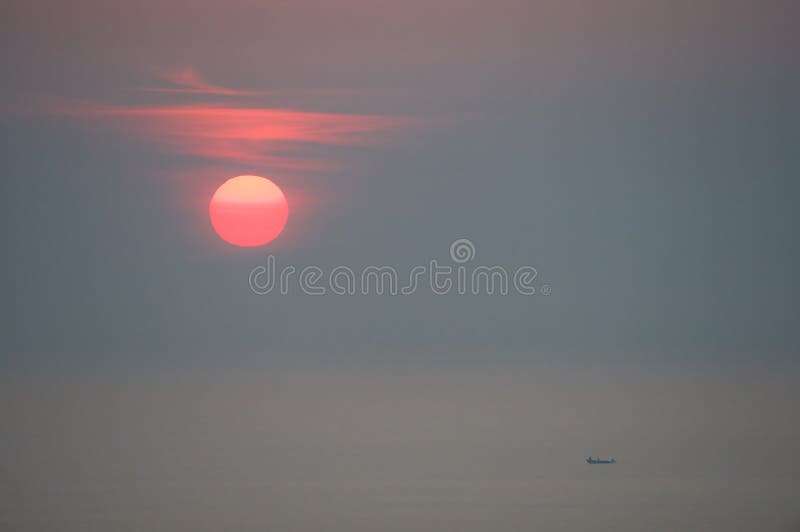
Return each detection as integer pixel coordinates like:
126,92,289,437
70,103,407,169
22,68,413,171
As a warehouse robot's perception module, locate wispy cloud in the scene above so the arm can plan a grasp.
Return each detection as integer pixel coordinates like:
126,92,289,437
47,68,412,171
68,102,408,170
142,67,264,97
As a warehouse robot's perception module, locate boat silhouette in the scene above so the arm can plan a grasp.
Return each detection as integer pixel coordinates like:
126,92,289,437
586,456,616,464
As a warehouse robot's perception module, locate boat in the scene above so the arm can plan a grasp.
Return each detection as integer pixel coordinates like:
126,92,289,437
586,456,616,464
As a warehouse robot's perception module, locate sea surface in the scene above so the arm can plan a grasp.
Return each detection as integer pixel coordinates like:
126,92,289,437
1,365,798,531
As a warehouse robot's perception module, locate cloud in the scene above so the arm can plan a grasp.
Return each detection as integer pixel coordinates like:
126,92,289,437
142,67,264,97
48,69,413,171
68,103,407,170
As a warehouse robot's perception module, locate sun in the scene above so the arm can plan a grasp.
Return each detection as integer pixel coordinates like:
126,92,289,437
209,175,288,247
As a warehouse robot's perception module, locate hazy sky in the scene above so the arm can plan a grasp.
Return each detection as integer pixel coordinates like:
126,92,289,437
2,3,800,531
1,0,798,368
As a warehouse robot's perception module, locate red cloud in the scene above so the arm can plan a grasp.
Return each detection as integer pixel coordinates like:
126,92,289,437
49,69,412,171
69,103,407,170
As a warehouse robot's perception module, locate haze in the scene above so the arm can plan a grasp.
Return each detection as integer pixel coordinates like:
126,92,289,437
1,0,798,530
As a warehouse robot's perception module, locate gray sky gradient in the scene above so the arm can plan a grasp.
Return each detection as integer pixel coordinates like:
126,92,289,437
1,0,798,368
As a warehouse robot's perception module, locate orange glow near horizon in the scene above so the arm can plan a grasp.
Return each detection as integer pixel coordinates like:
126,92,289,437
209,175,288,247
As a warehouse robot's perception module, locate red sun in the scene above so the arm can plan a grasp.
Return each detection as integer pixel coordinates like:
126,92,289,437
209,175,288,247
